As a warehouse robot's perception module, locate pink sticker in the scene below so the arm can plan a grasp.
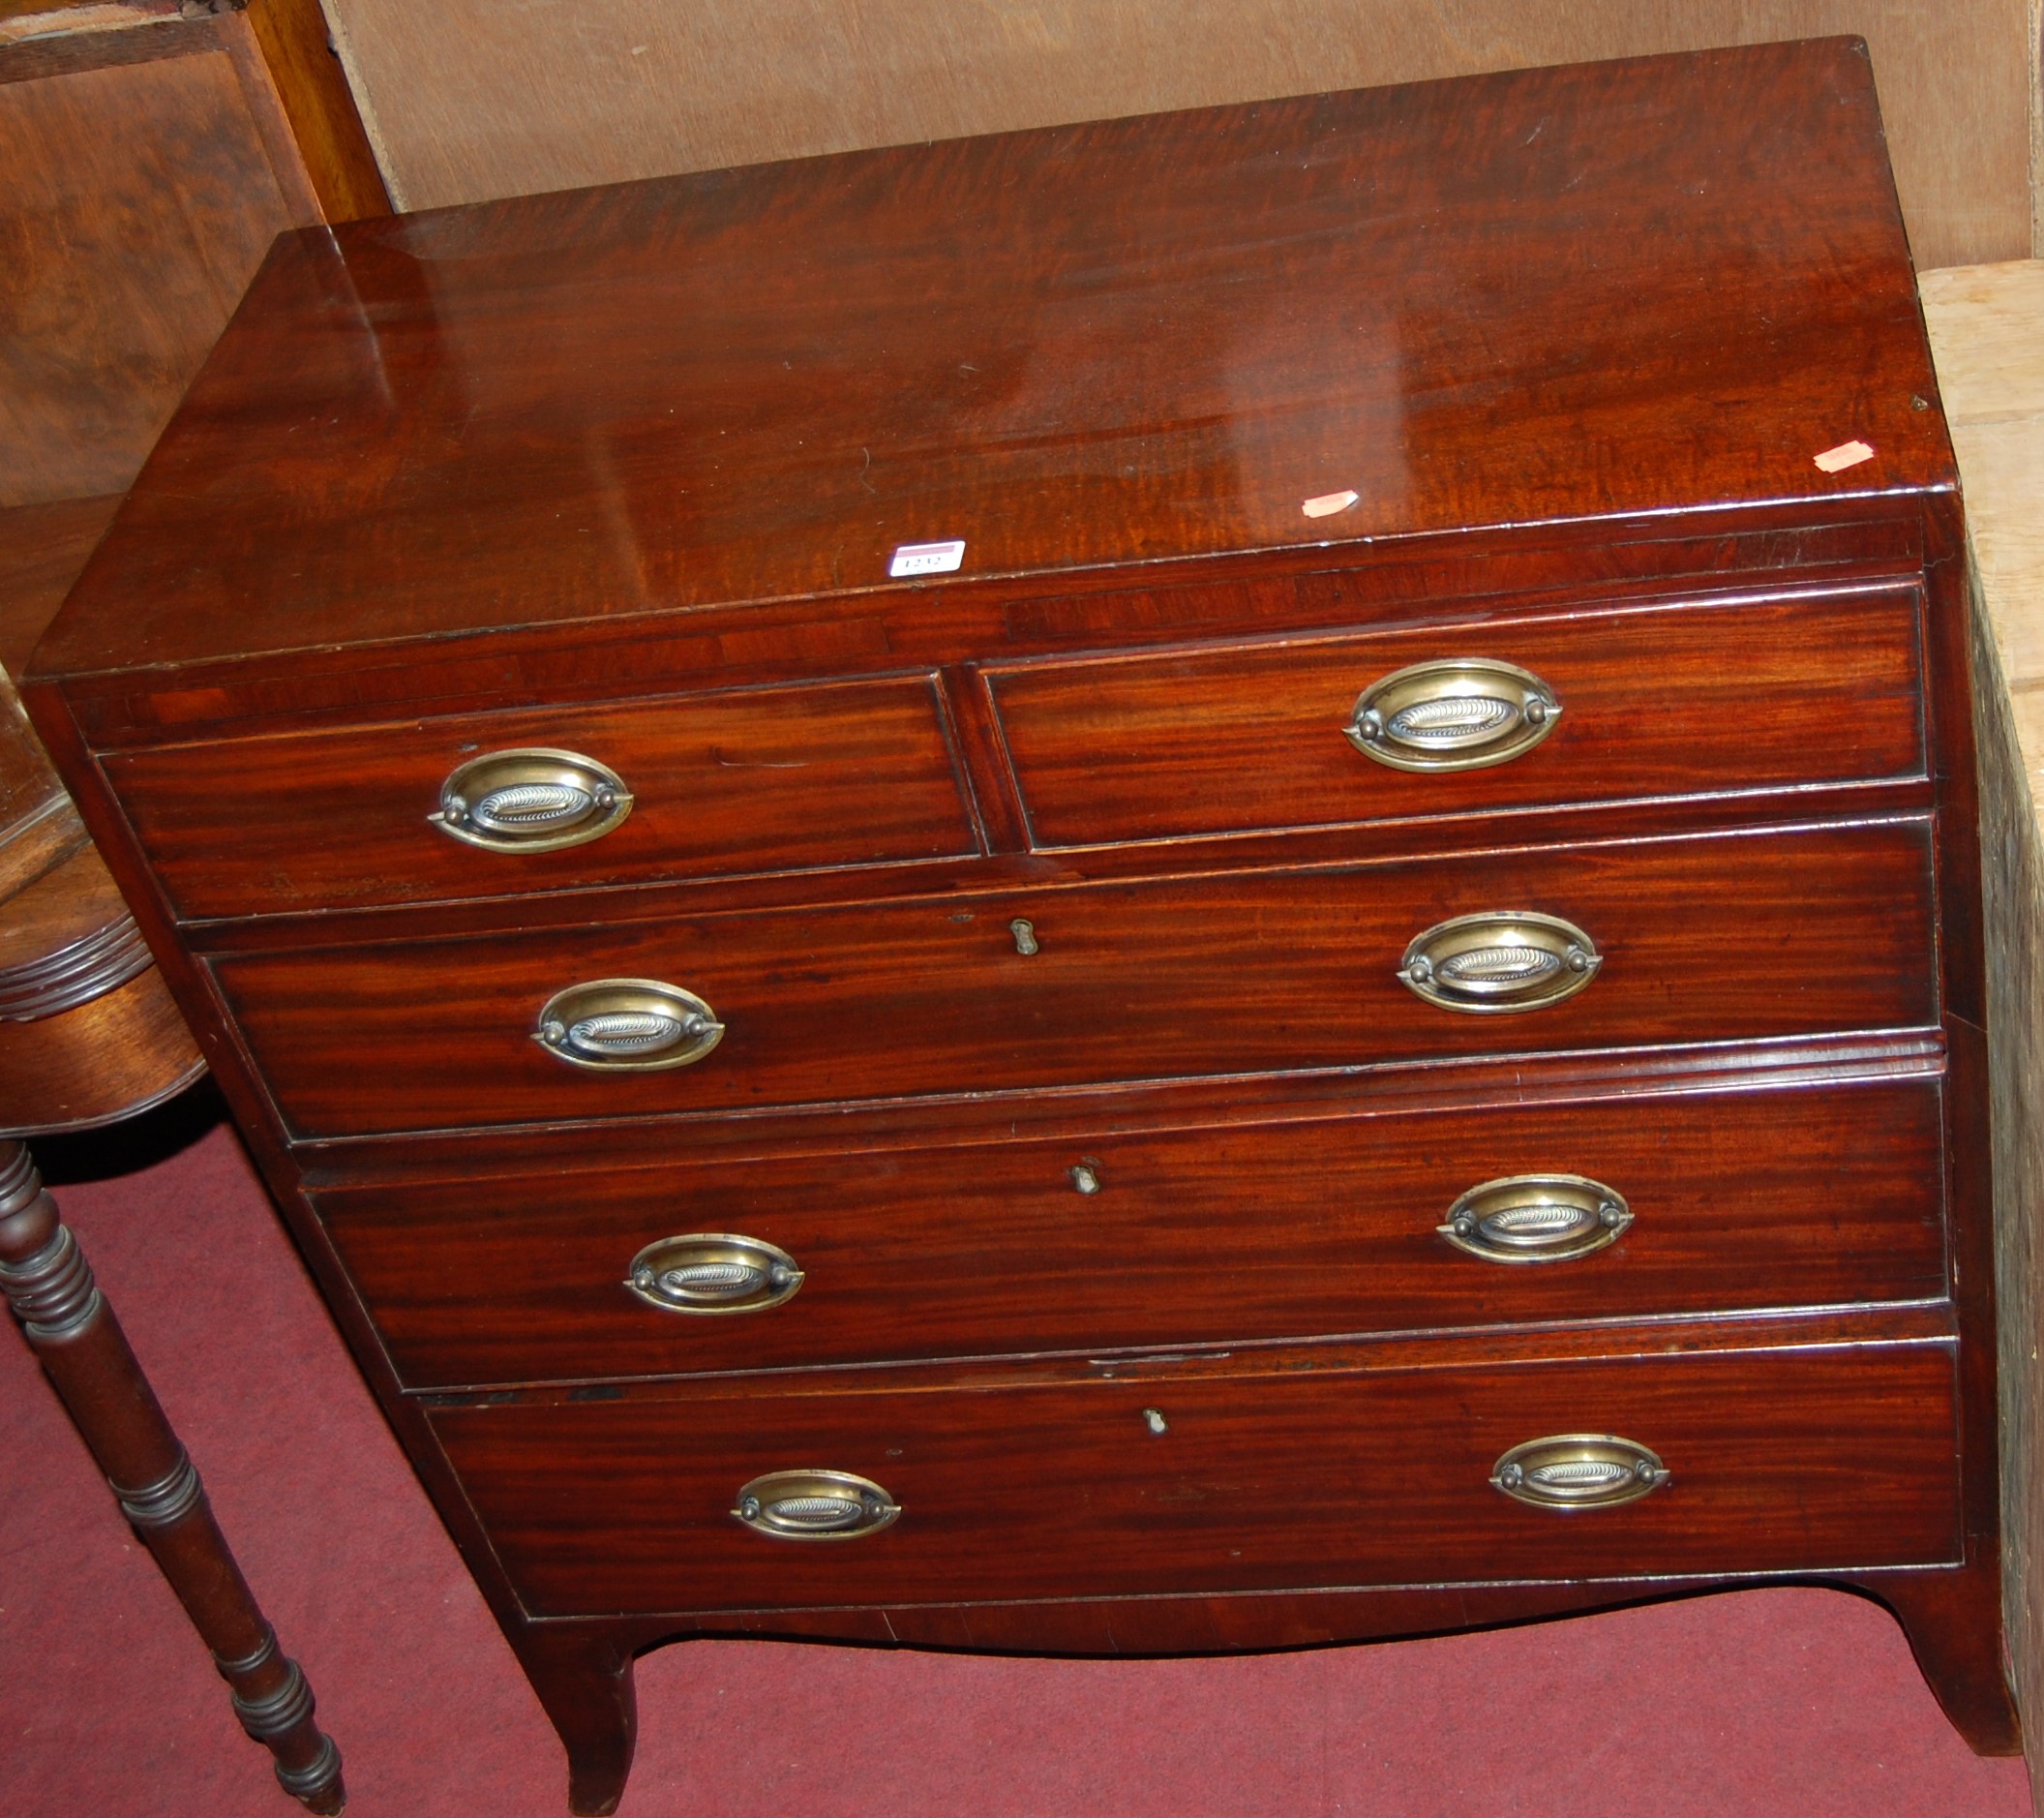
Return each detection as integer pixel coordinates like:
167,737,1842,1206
1813,440,1875,473
1302,489,1360,519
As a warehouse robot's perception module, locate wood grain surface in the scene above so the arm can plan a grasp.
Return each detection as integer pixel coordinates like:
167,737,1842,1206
988,583,1928,848
0,1,177,36
211,817,1939,1141
1924,261,2044,687
239,0,388,222
0,691,61,841
0,963,202,1136
109,674,979,919
1974,558,2044,1796
17,46,2013,1802
320,0,2034,272
0,503,199,1135
0,17,315,508
48,519,1926,751
316,1073,1947,1388
0,836,134,974
27,42,1950,680
0,497,120,889
1921,255,2044,1806
0,495,121,678
103,581,1933,920
430,1335,1962,1618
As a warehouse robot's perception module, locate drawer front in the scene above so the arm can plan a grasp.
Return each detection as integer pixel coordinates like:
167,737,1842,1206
105,675,978,919
217,819,1938,1140
987,588,1924,847
317,1076,1946,1388
429,1340,1961,1618
215,817,1938,1144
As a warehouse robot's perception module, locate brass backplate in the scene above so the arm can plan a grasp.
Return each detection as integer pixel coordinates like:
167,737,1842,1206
1438,1173,1632,1263
430,746,633,853
732,1469,902,1540
1345,657,1560,773
625,1233,804,1315
1490,1434,1669,1510
532,978,724,1072
1397,910,1601,1014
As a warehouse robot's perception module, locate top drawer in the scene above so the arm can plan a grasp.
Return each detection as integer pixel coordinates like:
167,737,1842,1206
102,675,979,920
986,587,1925,848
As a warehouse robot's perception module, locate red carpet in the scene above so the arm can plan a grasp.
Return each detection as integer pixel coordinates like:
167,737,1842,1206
2,1093,2034,1818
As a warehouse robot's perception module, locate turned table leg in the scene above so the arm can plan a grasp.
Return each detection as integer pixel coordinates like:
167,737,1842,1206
0,1138,346,1812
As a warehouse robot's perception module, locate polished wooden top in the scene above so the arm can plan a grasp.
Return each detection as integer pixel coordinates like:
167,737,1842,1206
31,37,1949,680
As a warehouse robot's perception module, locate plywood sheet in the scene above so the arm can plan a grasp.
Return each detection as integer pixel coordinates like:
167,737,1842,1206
1925,262,2044,686
1954,417,2044,682
0,30,305,506
323,0,2033,270
1925,260,2044,427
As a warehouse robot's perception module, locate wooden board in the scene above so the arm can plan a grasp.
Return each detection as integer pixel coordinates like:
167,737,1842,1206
0,495,120,868
1920,257,2044,1816
0,21,311,507
27,46,1952,679
323,0,2035,270
0,4,384,512
0,494,121,677
0,498,201,1131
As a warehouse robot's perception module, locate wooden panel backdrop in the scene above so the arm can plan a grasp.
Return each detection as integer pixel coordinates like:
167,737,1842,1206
0,0,384,1117
0,0,382,510
322,0,2043,270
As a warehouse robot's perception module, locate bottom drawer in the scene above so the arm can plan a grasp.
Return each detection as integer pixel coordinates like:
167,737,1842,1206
430,1337,1959,1619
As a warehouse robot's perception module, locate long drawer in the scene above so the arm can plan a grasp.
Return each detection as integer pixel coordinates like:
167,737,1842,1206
987,584,1926,848
318,1075,1947,1388
215,817,1938,1140
103,673,978,919
428,1337,1961,1619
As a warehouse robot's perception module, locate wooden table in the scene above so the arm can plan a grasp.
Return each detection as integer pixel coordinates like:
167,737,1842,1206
0,544,345,1811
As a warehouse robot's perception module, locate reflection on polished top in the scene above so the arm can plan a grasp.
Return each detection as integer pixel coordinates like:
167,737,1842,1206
33,38,1949,678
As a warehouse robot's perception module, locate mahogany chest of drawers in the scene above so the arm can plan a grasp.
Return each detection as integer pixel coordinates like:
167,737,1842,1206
23,37,2019,1809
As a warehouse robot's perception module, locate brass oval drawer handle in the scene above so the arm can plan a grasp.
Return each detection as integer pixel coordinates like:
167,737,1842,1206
625,1234,803,1315
1491,1435,1669,1510
1439,1174,1632,1263
1398,911,1600,1014
732,1470,901,1541
1345,658,1560,773
430,747,633,852
533,979,725,1071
